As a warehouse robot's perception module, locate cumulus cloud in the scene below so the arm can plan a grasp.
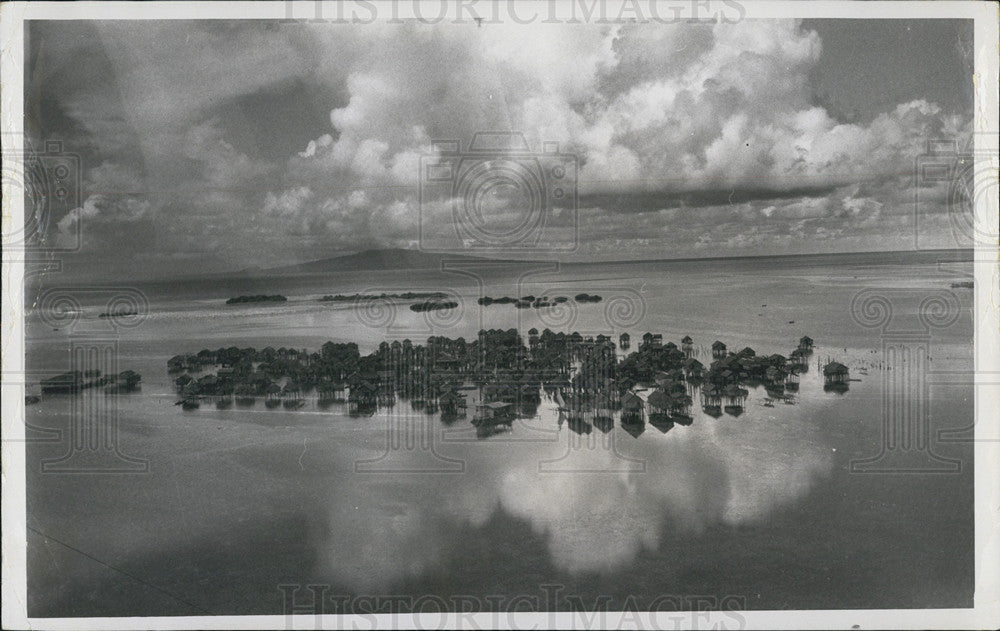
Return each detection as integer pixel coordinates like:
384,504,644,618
54,160,155,253
280,20,969,259
31,19,973,275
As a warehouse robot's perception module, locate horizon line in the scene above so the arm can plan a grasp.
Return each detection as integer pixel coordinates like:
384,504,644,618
94,246,975,285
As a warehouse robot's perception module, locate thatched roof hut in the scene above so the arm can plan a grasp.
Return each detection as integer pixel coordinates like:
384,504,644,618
683,358,704,375
640,333,663,349
765,366,785,383
621,392,644,411
439,390,462,412
823,361,849,384
475,400,514,423
701,385,723,406
647,389,672,412
789,348,809,369
722,384,749,409
767,354,787,366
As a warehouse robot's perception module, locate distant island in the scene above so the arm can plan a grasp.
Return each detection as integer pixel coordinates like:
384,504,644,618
410,299,459,312
320,292,449,302
477,294,600,309
226,295,288,305
98,309,139,318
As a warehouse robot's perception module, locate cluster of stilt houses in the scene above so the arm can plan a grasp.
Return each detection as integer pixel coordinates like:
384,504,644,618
166,330,848,434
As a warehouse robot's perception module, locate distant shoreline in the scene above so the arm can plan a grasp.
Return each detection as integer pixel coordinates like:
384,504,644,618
260,247,975,276
54,248,975,286
225,294,288,305
558,247,974,268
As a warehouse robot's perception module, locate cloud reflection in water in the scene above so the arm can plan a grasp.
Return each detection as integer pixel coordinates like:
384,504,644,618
316,402,834,590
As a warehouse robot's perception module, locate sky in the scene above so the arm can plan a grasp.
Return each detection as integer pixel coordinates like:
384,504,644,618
24,18,975,280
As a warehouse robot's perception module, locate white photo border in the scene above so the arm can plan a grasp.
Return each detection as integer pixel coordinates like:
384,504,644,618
2,2,997,629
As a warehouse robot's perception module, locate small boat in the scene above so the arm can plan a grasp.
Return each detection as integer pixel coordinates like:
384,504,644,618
181,398,200,410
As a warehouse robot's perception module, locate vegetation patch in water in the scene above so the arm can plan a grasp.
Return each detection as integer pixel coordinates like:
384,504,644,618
478,295,573,309
226,295,287,305
410,300,459,312
320,292,449,302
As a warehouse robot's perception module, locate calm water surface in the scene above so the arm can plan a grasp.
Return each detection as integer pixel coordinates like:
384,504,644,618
25,256,975,615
